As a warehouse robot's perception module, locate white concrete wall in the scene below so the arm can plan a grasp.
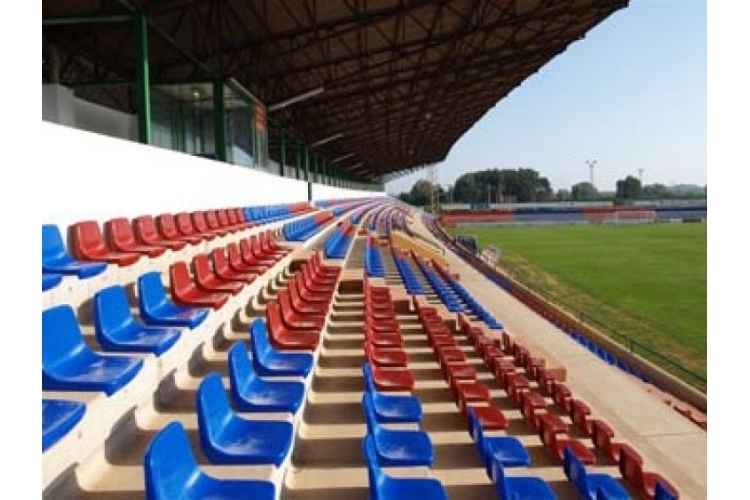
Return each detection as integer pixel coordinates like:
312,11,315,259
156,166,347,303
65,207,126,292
40,121,385,237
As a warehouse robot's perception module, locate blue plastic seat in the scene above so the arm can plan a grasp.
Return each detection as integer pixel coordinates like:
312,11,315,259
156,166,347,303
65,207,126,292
196,373,293,466
228,341,306,414
362,391,434,467
564,446,630,500
42,399,86,452
144,421,276,500
94,285,182,355
43,272,63,291
361,363,422,424
42,224,108,278
653,481,679,500
468,406,530,475
137,271,209,328
363,435,448,500
249,318,314,377
491,460,557,500
43,305,144,396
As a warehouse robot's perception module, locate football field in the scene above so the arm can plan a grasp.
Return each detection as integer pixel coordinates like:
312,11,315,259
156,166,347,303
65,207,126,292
449,222,707,388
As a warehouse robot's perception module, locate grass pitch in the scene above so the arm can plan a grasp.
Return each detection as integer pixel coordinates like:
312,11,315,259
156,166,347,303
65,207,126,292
449,223,707,387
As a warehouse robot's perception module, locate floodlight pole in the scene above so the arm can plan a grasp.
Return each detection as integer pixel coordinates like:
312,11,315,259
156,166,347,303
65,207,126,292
586,159,597,199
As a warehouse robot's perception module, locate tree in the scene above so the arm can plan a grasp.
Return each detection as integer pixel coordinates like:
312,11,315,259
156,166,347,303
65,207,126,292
408,179,435,207
615,175,642,200
571,182,597,201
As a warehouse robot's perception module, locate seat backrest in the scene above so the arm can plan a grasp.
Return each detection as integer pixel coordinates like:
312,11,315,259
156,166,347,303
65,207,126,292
227,242,244,265
618,444,645,484
467,407,485,445
217,210,231,228
205,211,222,230
362,435,385,493
170,261,195,295
590,419,614,452
361,390,380,436
43,305,92,373
250,318,271,360
654,481,679,500
71,220,107,259
94,285,136,340
210,248,231,273
564,445,590,493
42,224,68,263
144,421,201,500
491,458,512,499
192,254,213,282
134,215,159,243
266,301,285,338
156,214,180,239
361,363,377,393
106,217,137,248
176,212,197,236
228,341,257,398
138,272,169,314
196,372,233,448
192,212,211,233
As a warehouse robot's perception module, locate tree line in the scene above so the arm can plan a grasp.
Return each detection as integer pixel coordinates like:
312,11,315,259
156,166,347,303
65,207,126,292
395,169,706,207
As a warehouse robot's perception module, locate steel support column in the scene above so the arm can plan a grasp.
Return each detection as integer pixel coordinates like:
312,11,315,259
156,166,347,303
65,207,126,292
279,128,286,177
213,80,227,161
134,12,152,144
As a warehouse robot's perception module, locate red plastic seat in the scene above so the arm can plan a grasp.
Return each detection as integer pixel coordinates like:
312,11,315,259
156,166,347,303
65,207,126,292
456,382,491,415
232,208,256,230
157,213,204,245
537,368,559,396
446,363,478,392
192,211,227,238
619,443,680,499
226,209,252,231
591,419,631,464
364,342,409,367
261,229,290,255
240,238,276,267
210,248,257,284
436,345,466,367
105,217,167,258
277,289,326,330
170,261,229,310
266,301,320,351
365,326,404,348
292,274,332,304
176,212,216,241
493,357,517,387
570,399,594,437
227,242,270,274
369,365,415,392
70,220,141,266
466,404,507,431
193,254,244,295
540,416,596,465
520,391,548,431
506,373,531,406
311,251,341,276
133,215,188,251
552,382,573,413
288,279,330,314
205,210,232,235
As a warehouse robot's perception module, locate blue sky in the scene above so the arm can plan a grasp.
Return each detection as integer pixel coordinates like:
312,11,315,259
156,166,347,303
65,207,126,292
385,0,707,195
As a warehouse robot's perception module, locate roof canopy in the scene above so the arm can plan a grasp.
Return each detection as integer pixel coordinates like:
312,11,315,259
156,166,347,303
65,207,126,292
43,0,628,181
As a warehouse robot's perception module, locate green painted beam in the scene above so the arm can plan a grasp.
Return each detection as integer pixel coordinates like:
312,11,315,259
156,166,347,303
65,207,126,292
43,14,133,26
134,12,152,145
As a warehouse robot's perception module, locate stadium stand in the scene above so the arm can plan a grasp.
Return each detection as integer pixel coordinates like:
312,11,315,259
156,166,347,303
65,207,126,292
41,2,706,496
